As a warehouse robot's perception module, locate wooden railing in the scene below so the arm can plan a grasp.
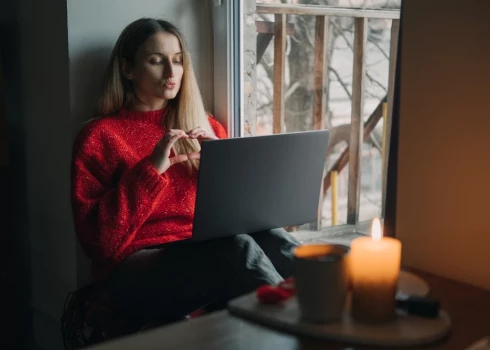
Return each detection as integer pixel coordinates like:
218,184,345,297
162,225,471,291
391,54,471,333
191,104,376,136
256,3,400,228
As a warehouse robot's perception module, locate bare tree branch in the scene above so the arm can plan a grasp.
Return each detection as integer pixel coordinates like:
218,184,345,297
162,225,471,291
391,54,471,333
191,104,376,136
366,74,388,94
257,87,272,102
285,107,313,117
369,40,389,59
296,16,316,49
328,67,352,99
291,16,309,43
285,81,301,100
366,58,386,67
257,81,303,111
361,192,382,209
330,19,388,98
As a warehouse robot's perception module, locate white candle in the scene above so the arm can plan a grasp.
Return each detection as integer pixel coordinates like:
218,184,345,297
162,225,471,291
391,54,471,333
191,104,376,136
350,217,402,323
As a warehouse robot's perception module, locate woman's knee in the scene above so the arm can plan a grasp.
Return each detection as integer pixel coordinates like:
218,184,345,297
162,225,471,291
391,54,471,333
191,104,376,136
207,234,262,265
226,234,267,264
220,234,282,285
230,233,258,249
252,228,301,247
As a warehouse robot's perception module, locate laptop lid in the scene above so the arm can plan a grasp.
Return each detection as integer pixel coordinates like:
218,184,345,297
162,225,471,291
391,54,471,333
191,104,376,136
192,130,330,241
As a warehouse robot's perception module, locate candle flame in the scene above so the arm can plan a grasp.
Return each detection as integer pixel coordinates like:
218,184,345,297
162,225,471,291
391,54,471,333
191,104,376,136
371,217,382,241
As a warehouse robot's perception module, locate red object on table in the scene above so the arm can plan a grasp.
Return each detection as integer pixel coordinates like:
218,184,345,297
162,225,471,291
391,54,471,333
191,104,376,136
256,277,296,304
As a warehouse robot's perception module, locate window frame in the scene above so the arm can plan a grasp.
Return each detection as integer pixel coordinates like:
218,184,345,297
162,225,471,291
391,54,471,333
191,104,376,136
211,0,243,138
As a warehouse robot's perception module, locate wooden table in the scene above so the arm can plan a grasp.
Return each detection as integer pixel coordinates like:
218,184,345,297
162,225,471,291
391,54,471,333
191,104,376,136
88,270,490,350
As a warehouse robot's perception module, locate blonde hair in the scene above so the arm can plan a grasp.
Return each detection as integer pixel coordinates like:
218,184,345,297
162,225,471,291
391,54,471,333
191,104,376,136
97,18,213,171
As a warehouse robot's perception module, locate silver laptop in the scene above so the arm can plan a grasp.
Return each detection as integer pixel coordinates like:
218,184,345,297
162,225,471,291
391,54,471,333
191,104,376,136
191,130,330,241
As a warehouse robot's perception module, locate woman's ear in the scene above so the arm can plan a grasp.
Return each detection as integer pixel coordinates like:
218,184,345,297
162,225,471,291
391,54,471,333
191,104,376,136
120,58,134,80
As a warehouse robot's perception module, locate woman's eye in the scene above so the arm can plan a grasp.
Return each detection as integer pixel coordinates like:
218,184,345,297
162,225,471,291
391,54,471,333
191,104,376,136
173,60,182,65
150,60,163,65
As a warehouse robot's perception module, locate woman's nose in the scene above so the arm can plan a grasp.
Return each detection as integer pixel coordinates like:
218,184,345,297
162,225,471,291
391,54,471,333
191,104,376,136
165,63,175,78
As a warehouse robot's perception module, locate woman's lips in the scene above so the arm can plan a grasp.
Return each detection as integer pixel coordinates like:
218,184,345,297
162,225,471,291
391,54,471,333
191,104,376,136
164,82,176,89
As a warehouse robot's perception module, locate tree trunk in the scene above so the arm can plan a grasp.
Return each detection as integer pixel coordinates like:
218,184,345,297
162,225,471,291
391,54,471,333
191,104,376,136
284,0,340,133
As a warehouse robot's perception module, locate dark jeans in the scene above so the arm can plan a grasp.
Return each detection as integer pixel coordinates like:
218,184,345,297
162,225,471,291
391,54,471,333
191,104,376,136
106,228,300,330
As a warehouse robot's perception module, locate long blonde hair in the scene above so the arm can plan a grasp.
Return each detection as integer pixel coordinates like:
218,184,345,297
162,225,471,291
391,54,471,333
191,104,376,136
97,18,213,171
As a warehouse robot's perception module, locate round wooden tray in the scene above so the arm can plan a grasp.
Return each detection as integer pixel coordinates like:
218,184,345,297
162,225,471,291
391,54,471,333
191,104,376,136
228,271,450,347
398,270,430,296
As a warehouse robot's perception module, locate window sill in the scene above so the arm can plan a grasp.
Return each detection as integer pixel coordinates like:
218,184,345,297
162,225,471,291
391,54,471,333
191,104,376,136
292,220,372,246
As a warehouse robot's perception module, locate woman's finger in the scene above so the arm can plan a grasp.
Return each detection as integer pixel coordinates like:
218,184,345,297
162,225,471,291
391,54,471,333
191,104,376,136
169,154,189,165
166,129,185,142
169,128,186,133
188,133,202,139
187,126,202,134
198,132,218,141
190,131,206,139
165,132,189,150
187,152,201,160
166,129,188,141
169,152,201,165
167,133,188,144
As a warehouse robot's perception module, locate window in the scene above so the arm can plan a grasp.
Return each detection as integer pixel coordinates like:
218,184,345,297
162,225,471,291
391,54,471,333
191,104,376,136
211,0,243,138
213,0,401,236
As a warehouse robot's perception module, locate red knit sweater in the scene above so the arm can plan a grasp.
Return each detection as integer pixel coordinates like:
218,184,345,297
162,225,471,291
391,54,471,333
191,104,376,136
71,108,227,281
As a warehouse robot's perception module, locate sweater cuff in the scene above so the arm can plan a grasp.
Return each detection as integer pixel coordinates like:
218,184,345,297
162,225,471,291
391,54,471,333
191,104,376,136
133,157,168,200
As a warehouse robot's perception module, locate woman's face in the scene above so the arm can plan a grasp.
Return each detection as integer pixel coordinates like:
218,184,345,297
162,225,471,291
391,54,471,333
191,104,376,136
125,31,184,108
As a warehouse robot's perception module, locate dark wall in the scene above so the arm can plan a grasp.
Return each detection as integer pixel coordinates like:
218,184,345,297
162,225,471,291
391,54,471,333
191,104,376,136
394,0,490,290
1,0,76,348
2,0,217,348
0,1,31,348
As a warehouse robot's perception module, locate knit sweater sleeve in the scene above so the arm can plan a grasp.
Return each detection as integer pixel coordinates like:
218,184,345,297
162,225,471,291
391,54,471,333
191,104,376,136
208,115,228,139
71,125,167,263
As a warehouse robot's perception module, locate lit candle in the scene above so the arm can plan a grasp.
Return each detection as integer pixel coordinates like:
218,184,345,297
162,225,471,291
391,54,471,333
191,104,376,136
350,217,402,323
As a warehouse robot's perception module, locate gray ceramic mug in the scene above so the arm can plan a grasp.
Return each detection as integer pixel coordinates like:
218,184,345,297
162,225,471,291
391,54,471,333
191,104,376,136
293,244,350,323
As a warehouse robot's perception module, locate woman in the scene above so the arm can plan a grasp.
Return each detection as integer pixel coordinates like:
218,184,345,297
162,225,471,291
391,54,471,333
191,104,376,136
71,18,300,330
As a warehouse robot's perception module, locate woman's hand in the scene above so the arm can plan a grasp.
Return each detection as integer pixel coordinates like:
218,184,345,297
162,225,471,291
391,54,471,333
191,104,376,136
150,129,201,174
187,126,218,145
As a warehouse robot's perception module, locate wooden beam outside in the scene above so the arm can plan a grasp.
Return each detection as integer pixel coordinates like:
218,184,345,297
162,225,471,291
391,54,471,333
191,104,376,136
347,18,367,225
309,15,329,230
256,21,294,35
312,15,328,131
257,33,274,63
256,21,295,64
273,14,286,134
257,4,400,20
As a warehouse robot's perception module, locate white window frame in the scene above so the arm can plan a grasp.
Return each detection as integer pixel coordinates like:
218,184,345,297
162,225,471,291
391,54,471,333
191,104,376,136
211,0,243,138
